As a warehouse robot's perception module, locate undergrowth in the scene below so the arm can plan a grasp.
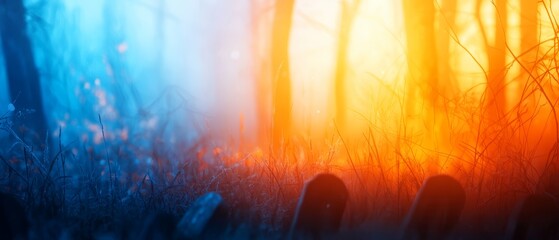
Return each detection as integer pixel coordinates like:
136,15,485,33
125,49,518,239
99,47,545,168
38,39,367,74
1,1,559,239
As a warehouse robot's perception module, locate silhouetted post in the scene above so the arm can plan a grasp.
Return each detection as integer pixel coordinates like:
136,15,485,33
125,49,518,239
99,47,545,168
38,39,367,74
400,175,466,240
0,0,48,142
138,212,177,240
544,173,559,200
176,192,228,239
505,194,559,240
289,173,349,239
0,192,29,239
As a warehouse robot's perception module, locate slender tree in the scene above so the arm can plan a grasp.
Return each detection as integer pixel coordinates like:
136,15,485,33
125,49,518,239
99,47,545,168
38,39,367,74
271,0,295,148
154,0,166,81
486,0,508,121
437,0,459,98
103,0,139,114
402,0,439,116
334,0,361,129
250,0,272,143
0,0,48,142
519,0,538,80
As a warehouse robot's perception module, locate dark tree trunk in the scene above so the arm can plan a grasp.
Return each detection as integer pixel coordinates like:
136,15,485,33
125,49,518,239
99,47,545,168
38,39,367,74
0,0,48,142
271,0,295,148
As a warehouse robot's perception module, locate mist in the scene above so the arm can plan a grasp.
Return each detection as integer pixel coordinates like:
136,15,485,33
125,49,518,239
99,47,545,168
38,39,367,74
0,0,261,145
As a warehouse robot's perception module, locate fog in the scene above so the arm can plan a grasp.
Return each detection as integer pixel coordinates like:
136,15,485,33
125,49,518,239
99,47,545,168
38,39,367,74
1,0,405,145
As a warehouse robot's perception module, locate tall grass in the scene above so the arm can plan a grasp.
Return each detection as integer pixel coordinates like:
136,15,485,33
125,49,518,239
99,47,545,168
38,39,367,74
1,2,559,239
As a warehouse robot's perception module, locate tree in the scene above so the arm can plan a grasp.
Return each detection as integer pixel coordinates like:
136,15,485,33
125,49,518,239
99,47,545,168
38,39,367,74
334,0,361,129
402,0,439,118
271,0,295,148
103,0,140,115
486,0,508,121
519,0,538,82
437,0,459,98
0,0,48,142
154,0,166,82
251,0,272,143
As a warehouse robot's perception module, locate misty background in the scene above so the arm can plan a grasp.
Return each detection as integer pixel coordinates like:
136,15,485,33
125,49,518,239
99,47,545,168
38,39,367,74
0,0,405,147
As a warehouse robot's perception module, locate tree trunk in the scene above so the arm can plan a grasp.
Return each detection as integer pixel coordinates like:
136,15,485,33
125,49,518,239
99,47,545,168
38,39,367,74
437,0,459,98
402,0,438,117
271,0,295,148
0,0,48,142
519,0,538,85
487,0,508,121
334,0,361,129
103,0,138,114
155,0,166,81
251,0,272,143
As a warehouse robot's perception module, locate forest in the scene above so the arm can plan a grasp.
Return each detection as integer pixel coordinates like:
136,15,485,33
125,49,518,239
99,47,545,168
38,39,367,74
0,0,558,239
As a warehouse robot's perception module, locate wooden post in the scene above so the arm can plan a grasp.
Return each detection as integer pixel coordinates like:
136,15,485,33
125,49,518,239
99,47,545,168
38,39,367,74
176,192,228,239
400,175,465,240
289,173,348,239
505,194,559,240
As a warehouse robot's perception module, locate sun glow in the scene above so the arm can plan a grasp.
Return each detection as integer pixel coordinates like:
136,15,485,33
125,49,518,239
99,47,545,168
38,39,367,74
288,0,406,139
243,0,559,180
54,0,557,180
3,1,559,233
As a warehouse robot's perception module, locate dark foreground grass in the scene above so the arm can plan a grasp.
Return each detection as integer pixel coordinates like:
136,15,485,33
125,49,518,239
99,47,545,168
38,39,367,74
2,3,559,238
0,109,557,239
